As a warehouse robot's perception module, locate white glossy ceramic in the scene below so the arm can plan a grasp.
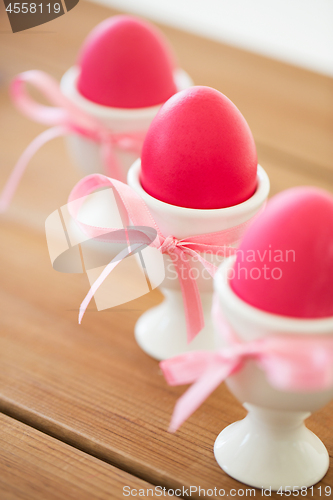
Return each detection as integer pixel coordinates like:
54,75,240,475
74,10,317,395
127,160,270,360
213,256,333,490
60,66,193,179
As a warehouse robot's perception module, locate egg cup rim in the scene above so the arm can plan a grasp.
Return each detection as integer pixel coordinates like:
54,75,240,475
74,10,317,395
214,255,333,335
128,159,270,219
60,66,192,119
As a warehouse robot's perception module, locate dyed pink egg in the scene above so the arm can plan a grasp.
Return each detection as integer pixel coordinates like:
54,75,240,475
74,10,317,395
231,187,333,318
140,86,257,209
77,15,177,108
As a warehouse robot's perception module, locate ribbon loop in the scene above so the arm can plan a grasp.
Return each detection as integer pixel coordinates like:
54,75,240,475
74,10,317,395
10,70,95,129
0,70,146,211
66,174,253,343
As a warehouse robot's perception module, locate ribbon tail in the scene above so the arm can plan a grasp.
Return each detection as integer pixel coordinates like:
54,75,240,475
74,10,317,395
169,361,237,432
0,125,67,212
78,242,143,323
195,252,218,277
174,251,204,344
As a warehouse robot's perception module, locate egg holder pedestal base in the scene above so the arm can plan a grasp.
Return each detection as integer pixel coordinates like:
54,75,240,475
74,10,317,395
128,160,270,361
214,404,328,490
135,290,216,360
213,257,333,490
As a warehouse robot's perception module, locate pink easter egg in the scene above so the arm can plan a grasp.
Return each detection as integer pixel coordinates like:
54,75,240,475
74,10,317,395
231,187,333,318
77,15,177,108
140,86,258,209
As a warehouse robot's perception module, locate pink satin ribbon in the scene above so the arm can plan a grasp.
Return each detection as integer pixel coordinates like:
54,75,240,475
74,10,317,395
160,297,333,432
0,70,145,212
67,173,252,342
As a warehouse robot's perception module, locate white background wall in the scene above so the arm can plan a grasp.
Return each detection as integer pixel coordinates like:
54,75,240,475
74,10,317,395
94,0,333,77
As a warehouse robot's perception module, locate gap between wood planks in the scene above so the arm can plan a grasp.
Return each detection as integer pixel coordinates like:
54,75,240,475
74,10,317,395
0,401,185,499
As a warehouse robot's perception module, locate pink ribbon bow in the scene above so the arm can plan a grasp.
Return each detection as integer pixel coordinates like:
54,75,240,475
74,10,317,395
160,298,333,432
0,70,145,212
67,173,251,342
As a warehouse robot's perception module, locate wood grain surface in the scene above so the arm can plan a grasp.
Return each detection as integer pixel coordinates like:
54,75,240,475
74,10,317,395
0,412,172,499
0,1,332,499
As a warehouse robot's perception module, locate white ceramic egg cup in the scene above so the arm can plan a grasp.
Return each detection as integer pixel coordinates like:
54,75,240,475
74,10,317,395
127,160,270,361
213,256,333,490
60,66,193,179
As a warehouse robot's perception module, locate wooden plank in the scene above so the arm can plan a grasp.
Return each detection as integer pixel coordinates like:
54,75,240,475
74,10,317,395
0,412,173,500
0,218,332,499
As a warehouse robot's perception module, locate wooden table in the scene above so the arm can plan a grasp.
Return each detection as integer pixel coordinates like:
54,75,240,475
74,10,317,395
0,2,332,498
